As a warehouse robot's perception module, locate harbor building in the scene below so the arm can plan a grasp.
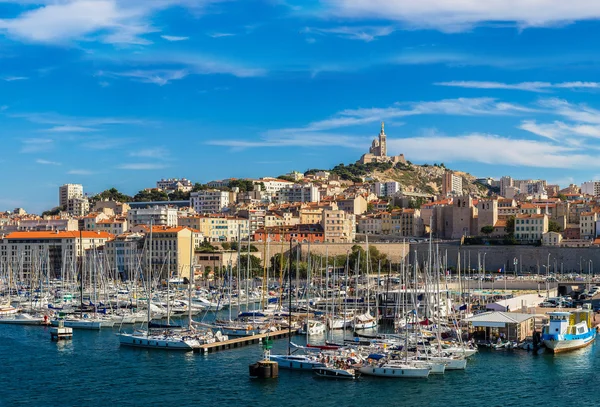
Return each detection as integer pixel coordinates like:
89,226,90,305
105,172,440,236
0,231,113,278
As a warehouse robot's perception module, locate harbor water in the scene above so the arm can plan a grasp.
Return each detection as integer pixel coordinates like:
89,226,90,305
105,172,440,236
0,322,596,407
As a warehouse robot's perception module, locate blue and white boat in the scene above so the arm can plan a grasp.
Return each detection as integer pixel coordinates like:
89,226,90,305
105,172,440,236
542,306,597,353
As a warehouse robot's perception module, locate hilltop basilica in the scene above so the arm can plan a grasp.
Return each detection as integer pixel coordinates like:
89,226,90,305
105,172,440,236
357,122,406,165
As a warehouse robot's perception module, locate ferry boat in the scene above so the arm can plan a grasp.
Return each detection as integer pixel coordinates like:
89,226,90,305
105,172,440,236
542,306,597,353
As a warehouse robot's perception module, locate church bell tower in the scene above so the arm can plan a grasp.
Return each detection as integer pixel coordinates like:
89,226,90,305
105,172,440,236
378,121,387,157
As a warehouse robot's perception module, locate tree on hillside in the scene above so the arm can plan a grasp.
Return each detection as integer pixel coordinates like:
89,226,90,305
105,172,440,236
277,175,296,182
236,255,262,276
133,189,169,202
92,188,133,203
168,190,190,201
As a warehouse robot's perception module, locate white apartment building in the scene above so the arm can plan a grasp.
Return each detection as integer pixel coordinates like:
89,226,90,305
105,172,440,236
127,206,178,228
581,181,600,196
59,184,83,208
190,190,230,214
260,177,294,195
373,181,400,197
156,178,193,192
276,185,320,204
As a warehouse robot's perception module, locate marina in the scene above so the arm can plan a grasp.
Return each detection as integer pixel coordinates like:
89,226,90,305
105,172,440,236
1,321,599,407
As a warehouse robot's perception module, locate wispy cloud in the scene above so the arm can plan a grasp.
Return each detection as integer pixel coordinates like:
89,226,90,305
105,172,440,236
98,52,267,78
45,125,98,133
208,32,235,38
3,76,28,82
98,69,189,86
322,0,600,32
117,163,168,170
129,147,169,158
36,158,61,166
81,137,135,150
436,81,600,92
0,0,216,46
67,169,95,175
161,35,189,41
387,132,600,169
302,25,395,42
20,138,53,153
9,111,152,127
211,97,537,149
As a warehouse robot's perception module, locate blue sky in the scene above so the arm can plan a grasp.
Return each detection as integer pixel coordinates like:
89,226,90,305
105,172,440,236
4,1,600,213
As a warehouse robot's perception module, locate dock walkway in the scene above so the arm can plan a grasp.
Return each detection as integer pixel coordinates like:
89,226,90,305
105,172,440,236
194,329,296,354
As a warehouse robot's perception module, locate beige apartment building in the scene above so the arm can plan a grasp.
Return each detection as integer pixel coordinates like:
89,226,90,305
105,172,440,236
321,209,355,243
514,214,548,244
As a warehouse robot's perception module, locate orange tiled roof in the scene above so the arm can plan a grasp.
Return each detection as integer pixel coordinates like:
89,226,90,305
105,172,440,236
3,231,114,239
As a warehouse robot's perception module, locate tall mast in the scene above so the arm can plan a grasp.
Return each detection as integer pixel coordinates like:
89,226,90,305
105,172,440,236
147,220,153,336
287,239,293,354
188,227,194,329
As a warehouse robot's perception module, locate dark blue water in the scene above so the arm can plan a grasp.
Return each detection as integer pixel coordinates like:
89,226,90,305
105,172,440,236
0,322,596,407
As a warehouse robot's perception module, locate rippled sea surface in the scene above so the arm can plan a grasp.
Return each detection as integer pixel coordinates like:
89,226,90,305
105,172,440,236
0,321,597,407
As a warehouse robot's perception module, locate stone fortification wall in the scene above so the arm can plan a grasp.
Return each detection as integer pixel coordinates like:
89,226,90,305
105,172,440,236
411,243,600,274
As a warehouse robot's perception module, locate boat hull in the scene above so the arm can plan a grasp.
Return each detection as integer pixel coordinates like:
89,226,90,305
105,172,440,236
118,333,195,350
270,355,325,370
313,367,357,379
543,333,596,353
358,365,430,378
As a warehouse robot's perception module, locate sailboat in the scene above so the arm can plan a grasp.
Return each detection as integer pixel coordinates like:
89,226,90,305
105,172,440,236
270,240,326,371
118,226,199,351
352,241,377,331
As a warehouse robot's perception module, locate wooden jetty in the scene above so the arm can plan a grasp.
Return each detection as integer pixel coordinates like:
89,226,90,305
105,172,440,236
194,329,296,354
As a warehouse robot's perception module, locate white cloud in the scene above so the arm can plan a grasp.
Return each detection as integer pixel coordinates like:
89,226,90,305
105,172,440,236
118,163,168,170
130,147,169,158
519,120,600,141
322,0,600,32
302,25,395,42
208,32,235,38
67,169,95,175
20,138,53,153
387,133,600,169
3,76,28,82
538,98,600,124
114,52,267,78
161,35,189,41
0,0,215,45
45,125,98,132
36,158,61,165
100,69,189,86
212,97,536,149
436,81,600,92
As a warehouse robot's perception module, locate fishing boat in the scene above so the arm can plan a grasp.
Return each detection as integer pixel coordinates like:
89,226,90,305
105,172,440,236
542,306,597,353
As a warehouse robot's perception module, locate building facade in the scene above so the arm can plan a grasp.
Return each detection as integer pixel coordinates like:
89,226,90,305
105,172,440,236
190,190,231,214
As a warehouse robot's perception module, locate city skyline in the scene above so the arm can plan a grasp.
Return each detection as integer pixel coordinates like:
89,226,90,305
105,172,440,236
4,1,600,212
